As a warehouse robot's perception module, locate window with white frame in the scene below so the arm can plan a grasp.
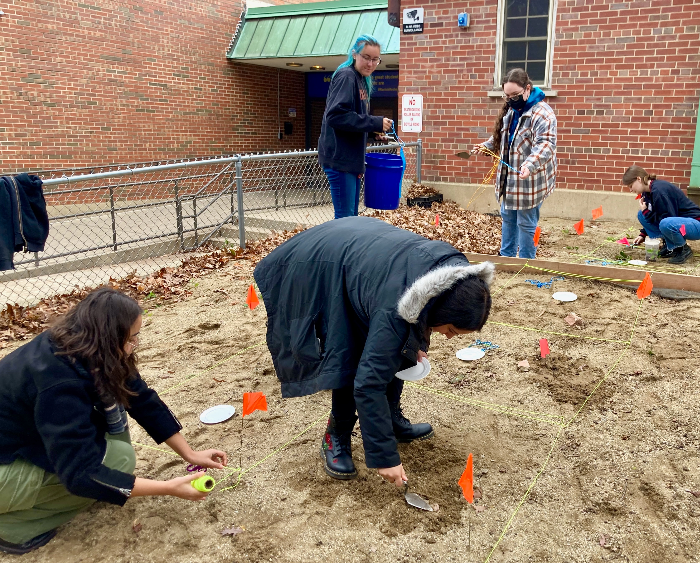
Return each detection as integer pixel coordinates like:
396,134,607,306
497,0,554,86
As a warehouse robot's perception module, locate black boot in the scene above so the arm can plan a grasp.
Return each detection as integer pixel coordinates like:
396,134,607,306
320,414,358,480
390,402,434,443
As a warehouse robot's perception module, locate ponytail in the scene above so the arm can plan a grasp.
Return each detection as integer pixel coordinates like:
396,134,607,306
622,164,656,186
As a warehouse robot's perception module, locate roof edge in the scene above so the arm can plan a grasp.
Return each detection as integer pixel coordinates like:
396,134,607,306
246,0,388,19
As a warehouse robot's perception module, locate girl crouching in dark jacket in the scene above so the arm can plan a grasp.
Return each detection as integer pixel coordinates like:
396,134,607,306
0,288,227,554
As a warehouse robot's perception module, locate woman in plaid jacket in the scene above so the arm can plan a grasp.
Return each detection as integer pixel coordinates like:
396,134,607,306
472,68,557,259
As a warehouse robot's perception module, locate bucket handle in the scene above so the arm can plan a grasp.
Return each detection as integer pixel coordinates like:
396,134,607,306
389,123,407,190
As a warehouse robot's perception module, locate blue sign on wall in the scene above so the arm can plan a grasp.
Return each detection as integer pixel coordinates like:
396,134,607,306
307,71,399,98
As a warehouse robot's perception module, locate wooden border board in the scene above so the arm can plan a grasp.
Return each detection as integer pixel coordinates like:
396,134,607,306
462,253,700,293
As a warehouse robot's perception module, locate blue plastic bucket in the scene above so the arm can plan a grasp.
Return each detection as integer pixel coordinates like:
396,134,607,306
364,152,404,210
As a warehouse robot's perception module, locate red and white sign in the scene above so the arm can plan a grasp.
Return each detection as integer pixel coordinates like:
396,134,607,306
401,94,423,133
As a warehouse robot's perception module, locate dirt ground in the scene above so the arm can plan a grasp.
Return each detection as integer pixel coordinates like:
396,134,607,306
1,215,699,563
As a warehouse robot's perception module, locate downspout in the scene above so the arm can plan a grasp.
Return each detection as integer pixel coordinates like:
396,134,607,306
388,0,400,27
689,95,700,205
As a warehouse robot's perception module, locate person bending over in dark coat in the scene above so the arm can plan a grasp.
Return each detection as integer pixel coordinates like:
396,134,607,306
253,217,493,487
0,288,227,555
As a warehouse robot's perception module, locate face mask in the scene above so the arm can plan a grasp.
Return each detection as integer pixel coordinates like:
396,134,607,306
506,94,526,111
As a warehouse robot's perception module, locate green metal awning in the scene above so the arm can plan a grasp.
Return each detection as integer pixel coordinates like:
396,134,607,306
227,0,399,69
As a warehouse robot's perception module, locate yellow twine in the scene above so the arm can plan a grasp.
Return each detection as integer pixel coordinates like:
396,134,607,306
472,259,646,285
486,321,630,344
483,296,644,561
405,382,565,426
217,409,330,492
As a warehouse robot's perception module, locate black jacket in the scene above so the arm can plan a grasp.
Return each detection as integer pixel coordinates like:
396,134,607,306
0,174,50,271
317,66,384,176
0,331,182,505
253,217,494,468
640,179,700,236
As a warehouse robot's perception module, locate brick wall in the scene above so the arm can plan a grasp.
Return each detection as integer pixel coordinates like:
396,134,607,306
0,0,305,173
399,0,700,192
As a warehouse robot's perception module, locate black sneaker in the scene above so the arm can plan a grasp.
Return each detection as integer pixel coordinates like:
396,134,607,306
668,244,693,264
658,241,673,258
0,530,56,555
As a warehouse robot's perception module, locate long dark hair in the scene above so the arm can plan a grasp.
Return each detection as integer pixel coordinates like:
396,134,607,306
622,164,656,186
492,68,533,152
427,276,492,330
50,287,142,406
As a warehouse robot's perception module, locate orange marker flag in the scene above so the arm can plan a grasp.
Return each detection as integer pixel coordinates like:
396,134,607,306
533,226,541,246
539,338,550,358
242,392,267,417
435,214,440,226
680,224,686,236
637,272,652,300
458,453,474,503
573,219,585,235
246,284,259,310
592,206,603,221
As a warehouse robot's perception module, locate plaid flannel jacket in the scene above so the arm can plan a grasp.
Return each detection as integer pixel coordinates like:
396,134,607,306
484,101,557,211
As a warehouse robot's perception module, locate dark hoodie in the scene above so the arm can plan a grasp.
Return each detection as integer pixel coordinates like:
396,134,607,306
0,173,50,270
317,66,384,176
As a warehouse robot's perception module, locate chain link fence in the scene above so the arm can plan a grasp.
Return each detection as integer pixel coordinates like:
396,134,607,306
1,142,421,306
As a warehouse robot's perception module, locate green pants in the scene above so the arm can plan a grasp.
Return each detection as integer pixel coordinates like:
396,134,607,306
0,431,136,544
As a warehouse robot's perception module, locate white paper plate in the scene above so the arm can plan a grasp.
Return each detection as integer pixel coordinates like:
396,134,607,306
200,405,236,424
395,358,431,382
628,260,647,266
456,348,486,361
552,291,578,302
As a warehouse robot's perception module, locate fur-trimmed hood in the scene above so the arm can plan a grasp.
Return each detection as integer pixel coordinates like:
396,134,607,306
397,262,495,324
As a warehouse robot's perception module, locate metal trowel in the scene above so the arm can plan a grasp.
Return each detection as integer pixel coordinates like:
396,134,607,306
403,481,433,511
455,151,472,160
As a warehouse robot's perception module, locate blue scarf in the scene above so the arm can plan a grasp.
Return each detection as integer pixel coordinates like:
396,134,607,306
508,87,546,148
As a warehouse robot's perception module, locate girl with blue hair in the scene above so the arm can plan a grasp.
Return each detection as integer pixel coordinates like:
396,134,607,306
318,35,393,219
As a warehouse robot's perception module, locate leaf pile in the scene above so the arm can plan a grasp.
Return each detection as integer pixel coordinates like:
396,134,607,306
0,229,307,346
363,200,502,256
405,183,441,199
236,226,307,265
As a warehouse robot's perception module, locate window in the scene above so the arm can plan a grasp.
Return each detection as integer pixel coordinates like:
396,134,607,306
497,0,554,86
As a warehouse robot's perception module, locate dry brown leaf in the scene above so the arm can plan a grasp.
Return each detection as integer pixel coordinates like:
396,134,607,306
132,519,142,533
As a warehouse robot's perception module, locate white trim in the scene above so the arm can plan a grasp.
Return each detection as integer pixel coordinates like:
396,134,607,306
548,0,558,89
493,0,557,89
493,0,505,89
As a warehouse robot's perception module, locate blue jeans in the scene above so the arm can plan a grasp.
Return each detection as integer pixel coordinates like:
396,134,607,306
500,203,541,259
637,211,700,250
323,166,361,219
